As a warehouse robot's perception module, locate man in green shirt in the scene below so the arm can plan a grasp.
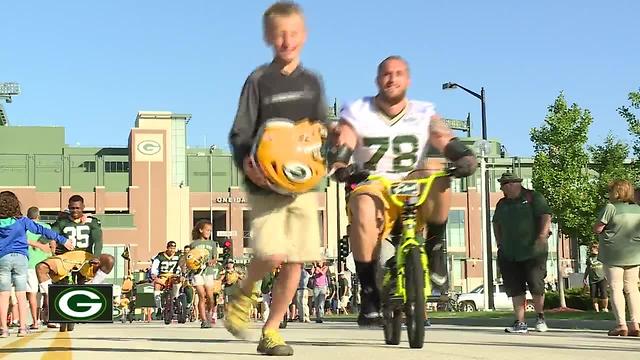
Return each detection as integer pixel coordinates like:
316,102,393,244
583,243,609,312
493,172,552,334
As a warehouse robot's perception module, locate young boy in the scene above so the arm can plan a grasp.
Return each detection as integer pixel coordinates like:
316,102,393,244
226,1,328,356
583,243,609,312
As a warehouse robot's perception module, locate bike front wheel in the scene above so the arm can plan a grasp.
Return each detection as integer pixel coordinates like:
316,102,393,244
162,292,173,325
383,306,402,345
404,246,425,349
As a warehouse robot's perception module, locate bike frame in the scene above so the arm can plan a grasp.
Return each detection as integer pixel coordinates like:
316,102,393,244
370,169,450,302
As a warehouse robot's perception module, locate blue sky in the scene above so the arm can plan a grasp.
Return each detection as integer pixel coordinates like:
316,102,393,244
2,0,638,156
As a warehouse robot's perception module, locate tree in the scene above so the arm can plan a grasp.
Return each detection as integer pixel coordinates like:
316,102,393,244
619,88,640,178
530,92,596,309
589,134,633,211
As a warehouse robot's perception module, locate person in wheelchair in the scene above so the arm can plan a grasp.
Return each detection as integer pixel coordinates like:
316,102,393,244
150,241,181,319
36,195,115,329
327,56,477,326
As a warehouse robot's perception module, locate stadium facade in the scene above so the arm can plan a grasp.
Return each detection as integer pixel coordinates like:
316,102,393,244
0,110,574,292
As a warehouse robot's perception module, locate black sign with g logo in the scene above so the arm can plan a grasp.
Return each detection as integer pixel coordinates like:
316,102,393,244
48,284,113,323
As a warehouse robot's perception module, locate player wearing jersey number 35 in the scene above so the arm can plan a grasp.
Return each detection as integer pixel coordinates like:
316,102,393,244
328,56,478,326
35,195,115,327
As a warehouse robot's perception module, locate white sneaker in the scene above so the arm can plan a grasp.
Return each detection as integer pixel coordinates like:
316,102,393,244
536,318,548,332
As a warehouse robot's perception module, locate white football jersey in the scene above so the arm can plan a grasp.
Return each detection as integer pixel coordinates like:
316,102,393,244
340,96,435,180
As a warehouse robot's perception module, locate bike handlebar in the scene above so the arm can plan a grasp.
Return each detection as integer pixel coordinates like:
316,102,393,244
337,165,457,208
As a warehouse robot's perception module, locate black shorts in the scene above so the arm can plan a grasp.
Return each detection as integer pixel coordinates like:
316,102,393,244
590,280,608,299
498,253,547,297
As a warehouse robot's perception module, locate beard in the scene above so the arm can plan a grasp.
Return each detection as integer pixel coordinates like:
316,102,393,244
378,89,407,107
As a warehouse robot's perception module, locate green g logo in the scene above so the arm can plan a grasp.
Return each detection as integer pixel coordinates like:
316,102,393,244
55,288,107,321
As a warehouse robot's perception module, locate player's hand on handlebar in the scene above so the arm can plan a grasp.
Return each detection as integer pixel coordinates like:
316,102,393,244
332,164,369,184
451,156,477,178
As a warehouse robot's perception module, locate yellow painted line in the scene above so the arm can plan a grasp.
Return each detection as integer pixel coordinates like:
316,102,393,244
41,331,72,360
0,329,49,359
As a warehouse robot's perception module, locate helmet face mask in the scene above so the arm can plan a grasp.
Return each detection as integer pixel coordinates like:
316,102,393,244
251,118,328,195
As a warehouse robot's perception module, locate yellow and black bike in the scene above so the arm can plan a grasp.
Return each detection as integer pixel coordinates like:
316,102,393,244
347,166,455,349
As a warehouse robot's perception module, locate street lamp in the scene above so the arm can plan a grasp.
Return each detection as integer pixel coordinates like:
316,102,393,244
442,81,495,310
209,145,217,224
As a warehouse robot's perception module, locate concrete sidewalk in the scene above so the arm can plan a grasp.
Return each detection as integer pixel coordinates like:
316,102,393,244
429,317,617,331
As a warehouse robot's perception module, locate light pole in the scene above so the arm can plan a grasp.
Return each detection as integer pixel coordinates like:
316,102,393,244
0,82,21,126
209,145,216,223
442,82,495,310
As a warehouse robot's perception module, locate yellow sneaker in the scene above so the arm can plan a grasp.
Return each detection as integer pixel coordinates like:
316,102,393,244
257,328,294,356
223,288,256,340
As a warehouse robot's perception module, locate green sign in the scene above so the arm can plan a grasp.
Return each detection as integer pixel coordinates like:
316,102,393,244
49,284,113,323
444,118,469,131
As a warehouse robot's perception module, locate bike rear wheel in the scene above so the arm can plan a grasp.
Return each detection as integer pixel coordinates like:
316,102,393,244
405,246,425,349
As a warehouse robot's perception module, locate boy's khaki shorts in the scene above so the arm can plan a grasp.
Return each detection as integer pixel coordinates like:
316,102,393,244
248,191,322,263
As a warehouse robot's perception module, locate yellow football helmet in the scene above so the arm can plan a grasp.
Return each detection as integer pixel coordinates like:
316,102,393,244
251,118,328,195
186,247,210,271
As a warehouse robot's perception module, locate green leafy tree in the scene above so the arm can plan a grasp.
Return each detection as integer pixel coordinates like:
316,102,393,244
618,88,640,178
589,134,633,211
530,93,596,308
530,93,596,246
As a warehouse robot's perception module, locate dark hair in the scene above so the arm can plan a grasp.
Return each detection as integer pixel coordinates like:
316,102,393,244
192,219,213,240
0,191,22,218
27,206,40,219
377,55,410,76
166,241,177,248
69,195,84,204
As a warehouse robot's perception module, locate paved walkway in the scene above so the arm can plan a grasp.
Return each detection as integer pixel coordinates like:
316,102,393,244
0,321,638,360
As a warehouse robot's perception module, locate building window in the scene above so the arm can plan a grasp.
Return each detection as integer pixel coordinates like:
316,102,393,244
243,210,252,248
105,161,129,173
450,259,464,292
451,178,463,193
83,161,96,173
446,210,466,250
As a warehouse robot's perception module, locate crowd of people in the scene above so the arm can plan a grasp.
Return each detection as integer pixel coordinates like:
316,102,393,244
0,192,111,337
493,173,640,337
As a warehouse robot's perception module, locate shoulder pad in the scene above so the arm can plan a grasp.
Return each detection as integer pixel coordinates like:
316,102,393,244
86,216,101,225
410,100,436,115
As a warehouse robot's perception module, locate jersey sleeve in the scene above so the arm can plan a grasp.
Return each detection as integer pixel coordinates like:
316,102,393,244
90,218,103,255
150,257,160,276
311,73,328,125
339,98,364,135
229,68,263,169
